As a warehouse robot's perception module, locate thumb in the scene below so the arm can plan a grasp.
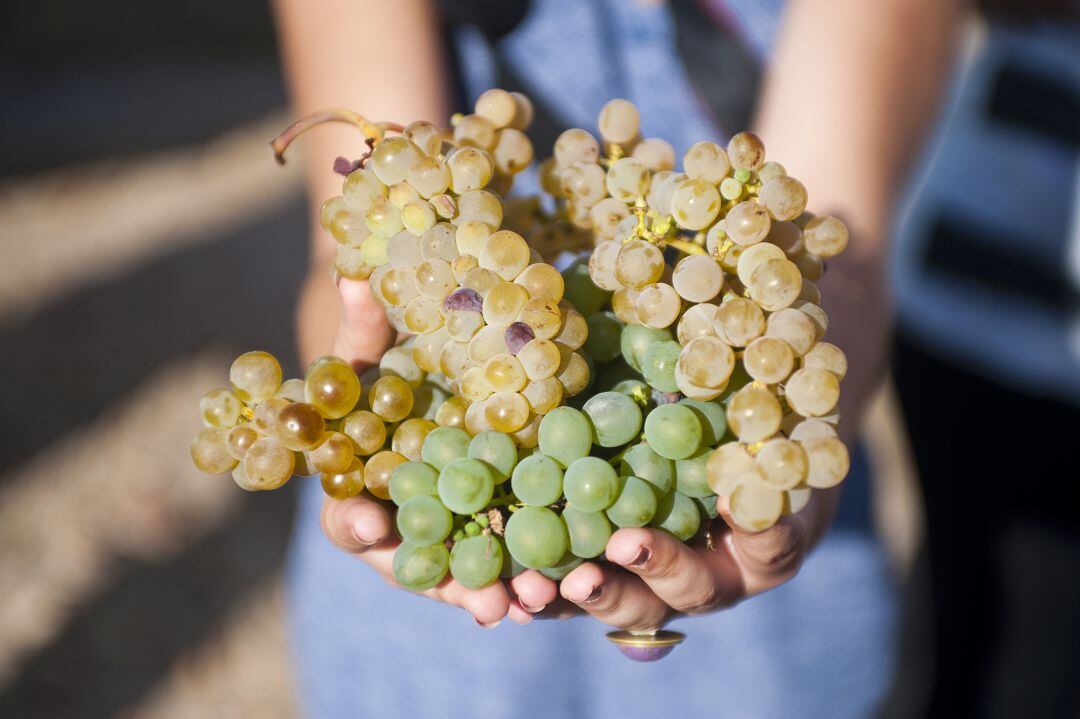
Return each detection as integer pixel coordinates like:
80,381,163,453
334,277,394,368
716,495,807,592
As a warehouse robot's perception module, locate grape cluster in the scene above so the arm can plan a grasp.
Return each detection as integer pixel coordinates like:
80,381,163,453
191,91,853,592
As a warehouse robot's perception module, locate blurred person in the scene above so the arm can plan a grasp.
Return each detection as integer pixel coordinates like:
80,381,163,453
273,0,962,716
886,9,1080,719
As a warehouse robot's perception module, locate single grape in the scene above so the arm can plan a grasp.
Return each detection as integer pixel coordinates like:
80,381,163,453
484,391,531,433
243,436,294,489
437,458,495,514
562,260,610,317
759,175,808,221
562,506,613,559
672,254,724,303
517,339,562,380
744,336,796,384
454,113,497,150
706,442,757,497
391,418,437,461
554,305,590,351
553,128,600,167
537,406,593,467
229,351,282,404
320,459,365,500
727,131,765,170
309,431,355,474
191,426,237,474
802,342,848,380
640,340,682,394
635,282,682,329
606,475,658,528
447,146,494,193
643,404,703,460
678,336,735,389
515,263,564,302
467,430,519,479
606,157,650,203
714,297,765,347
728,475,784,531
582,391,643,447
511,454,564,506
755,438,808,490
421,426,471,470
341,410,387,456
632,137,676,171
677,398,727,446
304,359,361,419
369,375,414,422
683,140,730,184
521,377,564,415
226,425,258,461
538,552,585,580
598,98,640,145
620,323,673,373
199,388,242,428
675,449,712,498
749,258,802,312
615,240,665,290
396,495,453,546
650,491,701,541
393,541,450,591
802,215,849,258
563,456,620,512
504,506,569,569
555,349,591,397
802,436,850,488
389,461,440,505
450,534,504,589
620,443,675,496
276,402,326,451
671,179,721,231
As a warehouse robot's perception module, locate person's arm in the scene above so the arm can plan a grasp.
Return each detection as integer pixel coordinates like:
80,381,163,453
556,0,969,630
273,0,558,626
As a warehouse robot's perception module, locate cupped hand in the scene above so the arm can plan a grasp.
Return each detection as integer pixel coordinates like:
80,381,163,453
320,278,560,627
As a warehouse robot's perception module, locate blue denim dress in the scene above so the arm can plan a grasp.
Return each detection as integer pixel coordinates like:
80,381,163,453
287,2,898,716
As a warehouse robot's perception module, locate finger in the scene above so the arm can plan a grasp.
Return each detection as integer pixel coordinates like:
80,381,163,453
508,570,559,614
437,577,511,627
532,597,584,621
508,599,535,625
716,496,807,592
559,562,670,632
320,495,393,552
605,527,743,613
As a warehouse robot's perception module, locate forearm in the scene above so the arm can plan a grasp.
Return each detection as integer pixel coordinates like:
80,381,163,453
272,0,451,365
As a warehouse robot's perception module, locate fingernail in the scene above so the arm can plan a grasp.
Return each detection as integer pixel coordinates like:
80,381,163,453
629,546,652,568
475,618,501,629
583,585,602,604
352,526,377,546
520,601,546,613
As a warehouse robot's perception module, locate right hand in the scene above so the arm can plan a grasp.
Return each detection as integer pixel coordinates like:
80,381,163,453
318,278,561,627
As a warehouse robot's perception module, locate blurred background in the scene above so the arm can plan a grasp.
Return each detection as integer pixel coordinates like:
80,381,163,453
0,1,1075,717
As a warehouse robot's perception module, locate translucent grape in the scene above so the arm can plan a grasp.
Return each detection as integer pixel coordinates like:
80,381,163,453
364,450,408,500
671,179,721,231
421,426,471,470
396,495,453,546
678,398,727,445
802,215,849,257
803,342,848,379
521,377,563,414
678,336,735,389
342,168,385,212
482,353,526,393
358,233,390,269
647,171,685,214
450,534,503,589
460,366,493,402
755,438,808,490
510,412,542,449
676,303,719,345
391,418,437,461
793,301,829,339
393,542,449,591
199,388,242,428
615,239,665,289
589,199,632,241
736,242,786,286
454,113,497,150
598,98,640,144
643,403,703,460
420,222,459,262
803,436,850,488
744,336,796,384
560,162,607,207
475,88,517,128
226,424,258,461
555,349,590,397
403,120,443,156
467,430,518,479
749,257,802,311
370,136,421,185
673,447,712,499
511,454,564,506
412,327,451,373
606,157,650,203
631,137,676,171
787,417,838,442
482,282,529,327
479,230,530,281
766,308,818,356
388,182,421,209
583,312,622,362
641,339,681,393
725,201,771,246
369,375,414,422
727,131,765,171
650,491,702,541
448,147,494,193
714,297,765,346
587,239,622,292
672,255,724,303
504,321,536,355
707,443,756,496
274,378,306,403
729,475,784,531
520,298,563,340
341,410,386,456
243,436,294,489
438,457,495,514
452,255,480,284
320,460,365,500
229,351,282,404
504,506,568,570
191,426,237,474
620,324,673,373
562,506,612,558
404,296,444,333
684,141,731,184
493,128,533,175
365,197,404,237
727,385,783,443
562,260,610,316
457,190,503,227
276,402,326,451
582,391,642,448
537,406,592,467
620,443,675,496
554,128,600,167
517,339,561,380
484,391,531,432
635,282,681,329
389,461,439,505
379,346,425,389
434,395,468,428
759,176,808,221
554,305,590,350
515,263,564,302
759,161,786,182
784,368,840,417
606,475,658,528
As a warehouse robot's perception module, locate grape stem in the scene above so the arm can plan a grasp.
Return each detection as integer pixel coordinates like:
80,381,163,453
270,109,405,165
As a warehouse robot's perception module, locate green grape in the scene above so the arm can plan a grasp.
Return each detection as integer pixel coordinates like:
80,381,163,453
396,495,453,546
562,506,612,559
619,324,673,373
678,398,728,445
199,388,243,428
421,426,471,470
650,491,701,541
675,448,712,498
695,495,720,520
467,430,519,480
619,443,675,496
393,542,449,591
561,260,609,316
449,534,504,589
537,406,593,467
304,359,361,419
504,506,569,569
498,536,527,579
584,312,623,362
389,461,440,505
605,475,658,528
582,391,642,448
610,378,650,401
538,552,584,580
510,454,564,506
229,351,282,404
643,404,703,460
437,458,495,514
641,340,681,394
563,456,619,512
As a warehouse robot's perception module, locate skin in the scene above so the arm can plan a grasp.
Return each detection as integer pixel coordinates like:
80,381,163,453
274,0,966,628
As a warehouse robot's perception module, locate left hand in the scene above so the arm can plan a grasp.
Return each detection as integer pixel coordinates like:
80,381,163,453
552,491,831,631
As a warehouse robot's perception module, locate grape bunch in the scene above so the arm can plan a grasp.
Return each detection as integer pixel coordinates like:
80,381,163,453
190,91,852,593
